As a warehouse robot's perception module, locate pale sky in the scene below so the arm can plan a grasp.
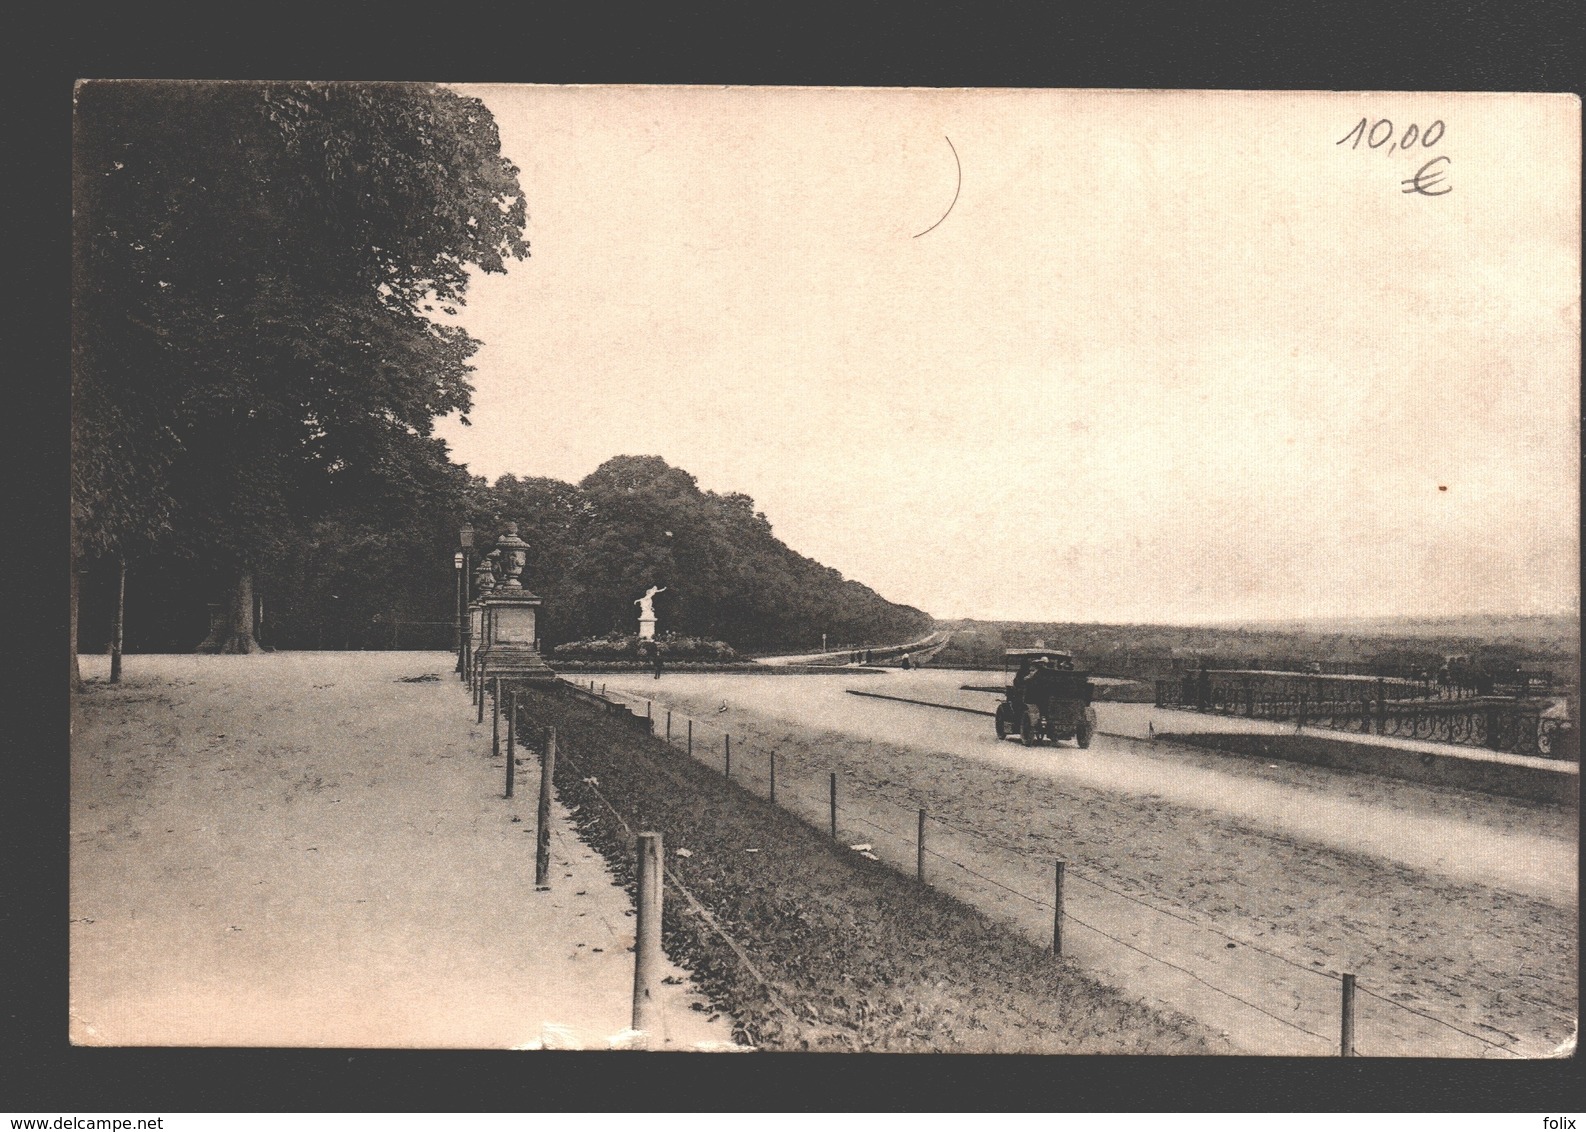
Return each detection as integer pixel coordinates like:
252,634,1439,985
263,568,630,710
435,86,1579,624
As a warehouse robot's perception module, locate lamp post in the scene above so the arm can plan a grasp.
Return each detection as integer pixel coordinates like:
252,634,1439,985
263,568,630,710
453,550,465,652
456,524,474,674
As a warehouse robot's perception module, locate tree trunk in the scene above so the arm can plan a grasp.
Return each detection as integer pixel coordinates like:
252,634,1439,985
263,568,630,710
195,568,263,654
110,554,126,682
70,557,82,692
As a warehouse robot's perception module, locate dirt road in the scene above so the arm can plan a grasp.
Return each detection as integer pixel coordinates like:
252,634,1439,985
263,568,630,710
604,669,1578,1057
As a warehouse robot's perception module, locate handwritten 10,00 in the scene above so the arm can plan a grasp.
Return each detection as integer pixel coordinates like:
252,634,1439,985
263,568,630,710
1336,118,1444,152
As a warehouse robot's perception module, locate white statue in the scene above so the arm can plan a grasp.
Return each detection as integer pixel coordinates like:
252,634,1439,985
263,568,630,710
635,585,666,620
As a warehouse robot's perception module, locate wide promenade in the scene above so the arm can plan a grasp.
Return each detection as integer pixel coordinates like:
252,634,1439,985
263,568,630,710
70,651,734,1050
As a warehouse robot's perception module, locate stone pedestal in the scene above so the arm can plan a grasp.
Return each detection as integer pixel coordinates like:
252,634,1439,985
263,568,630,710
468,603,485,655
476,590,556,687
638,615,658,640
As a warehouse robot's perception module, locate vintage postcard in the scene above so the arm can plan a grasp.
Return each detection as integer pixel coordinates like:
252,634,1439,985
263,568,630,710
70,84,1578,1059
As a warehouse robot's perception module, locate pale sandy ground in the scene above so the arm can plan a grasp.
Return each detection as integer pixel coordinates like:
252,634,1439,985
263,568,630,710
604,669,1578,1058
70,652,738,1050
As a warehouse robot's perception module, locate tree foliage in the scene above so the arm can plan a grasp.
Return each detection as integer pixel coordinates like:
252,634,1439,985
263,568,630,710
71,83,925,660
72,79,528,572
539,456,931,650
78,453,931,656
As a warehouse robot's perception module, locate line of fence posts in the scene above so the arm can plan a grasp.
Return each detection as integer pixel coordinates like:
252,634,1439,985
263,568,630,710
584,687,1430,1056
497,683,667,1044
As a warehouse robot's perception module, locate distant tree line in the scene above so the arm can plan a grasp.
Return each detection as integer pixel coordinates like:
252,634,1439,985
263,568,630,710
932,618,1578,689
478,456,931,651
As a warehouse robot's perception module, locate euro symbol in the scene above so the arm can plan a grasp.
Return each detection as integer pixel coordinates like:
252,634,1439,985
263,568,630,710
1402,155,1451,196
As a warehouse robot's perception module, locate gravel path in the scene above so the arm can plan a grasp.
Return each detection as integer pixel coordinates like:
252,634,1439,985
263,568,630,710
70,652,734,1049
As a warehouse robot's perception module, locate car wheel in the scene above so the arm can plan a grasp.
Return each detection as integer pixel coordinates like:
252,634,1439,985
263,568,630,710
995,704,1009,740
1077,707,1097,749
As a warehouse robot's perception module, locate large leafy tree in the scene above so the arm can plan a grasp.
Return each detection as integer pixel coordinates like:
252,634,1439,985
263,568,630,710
72,80,528,672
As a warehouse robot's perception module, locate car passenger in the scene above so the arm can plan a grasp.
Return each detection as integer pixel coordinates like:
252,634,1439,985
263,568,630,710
1011,658,1034,714
1024,656,1059,714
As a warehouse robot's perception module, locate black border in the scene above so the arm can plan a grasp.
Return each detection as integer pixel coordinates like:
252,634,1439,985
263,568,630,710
16,0,1585,1114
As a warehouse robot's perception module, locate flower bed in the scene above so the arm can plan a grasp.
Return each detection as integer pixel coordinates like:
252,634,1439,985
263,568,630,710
551,633,742,663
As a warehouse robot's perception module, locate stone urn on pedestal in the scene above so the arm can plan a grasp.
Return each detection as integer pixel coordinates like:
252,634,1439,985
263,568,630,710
475,523,556,687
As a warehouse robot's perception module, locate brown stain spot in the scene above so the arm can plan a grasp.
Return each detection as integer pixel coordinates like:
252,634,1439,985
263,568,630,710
1439,485,1448,492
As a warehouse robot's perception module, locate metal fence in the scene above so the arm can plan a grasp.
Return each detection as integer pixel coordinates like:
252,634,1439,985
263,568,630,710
575,681,1556,1056
1156,670,1578,760
1164,656,1558,698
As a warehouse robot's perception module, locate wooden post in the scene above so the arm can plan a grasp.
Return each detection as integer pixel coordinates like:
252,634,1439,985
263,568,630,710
724,734,731,778
1053,860,1066,957
504,691,516,798
666,710,672,742
1340,973,1356,1056
632,831,663,1036
476,665,485,723
109,554,126,684
535,727,557,889
491,677,501,760
917,809,927,882
769,749,776,803
1338,970,1363,1046
687,719,693,759
829,772,837,839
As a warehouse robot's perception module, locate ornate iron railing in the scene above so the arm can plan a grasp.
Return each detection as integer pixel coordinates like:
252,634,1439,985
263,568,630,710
1156,670,1578,761
1164,657,1555,698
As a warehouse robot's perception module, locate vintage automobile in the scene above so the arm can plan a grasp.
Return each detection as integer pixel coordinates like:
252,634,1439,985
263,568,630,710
993,648,1098,748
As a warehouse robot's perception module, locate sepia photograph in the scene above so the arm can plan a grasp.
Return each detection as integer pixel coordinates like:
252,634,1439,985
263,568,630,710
68,81,1578,1062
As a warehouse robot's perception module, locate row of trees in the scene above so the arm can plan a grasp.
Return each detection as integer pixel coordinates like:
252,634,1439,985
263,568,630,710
479,456,932,651
72,82,927,673
75,454,932,656
75,452,931,658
